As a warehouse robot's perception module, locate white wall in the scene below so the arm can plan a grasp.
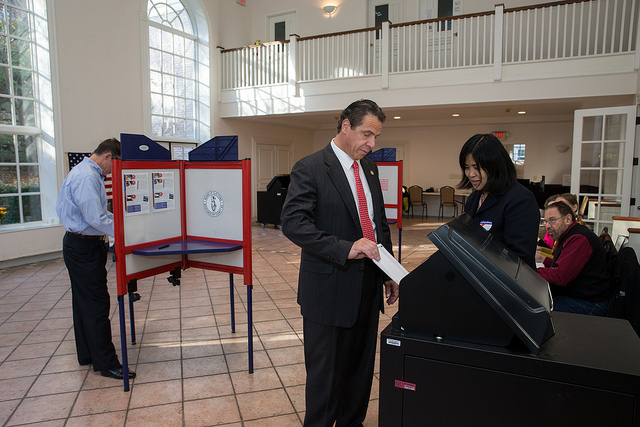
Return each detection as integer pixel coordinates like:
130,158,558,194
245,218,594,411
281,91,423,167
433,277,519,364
216,0,560,48
312,118,573,190
0,0,600,266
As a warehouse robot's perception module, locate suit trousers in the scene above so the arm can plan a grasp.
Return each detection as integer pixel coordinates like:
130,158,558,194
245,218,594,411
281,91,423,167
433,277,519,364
302,264,380,427
62,233,119,371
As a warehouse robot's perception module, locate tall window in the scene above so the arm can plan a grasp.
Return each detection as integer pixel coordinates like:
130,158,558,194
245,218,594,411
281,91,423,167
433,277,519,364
147,0,209,141
0,0,53,227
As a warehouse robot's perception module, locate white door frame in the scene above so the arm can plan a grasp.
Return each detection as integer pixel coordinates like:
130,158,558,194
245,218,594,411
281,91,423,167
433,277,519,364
571,105,637,233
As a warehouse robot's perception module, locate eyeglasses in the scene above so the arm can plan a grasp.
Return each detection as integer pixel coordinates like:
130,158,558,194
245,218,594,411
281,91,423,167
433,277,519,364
542,215,567,226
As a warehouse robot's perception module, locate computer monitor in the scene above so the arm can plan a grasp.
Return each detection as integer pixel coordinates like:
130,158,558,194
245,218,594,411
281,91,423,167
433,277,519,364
399,214,555,354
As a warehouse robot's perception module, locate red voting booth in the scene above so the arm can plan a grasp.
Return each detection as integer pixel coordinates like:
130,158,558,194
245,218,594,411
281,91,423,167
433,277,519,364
367,148,403,260
111,134,253,391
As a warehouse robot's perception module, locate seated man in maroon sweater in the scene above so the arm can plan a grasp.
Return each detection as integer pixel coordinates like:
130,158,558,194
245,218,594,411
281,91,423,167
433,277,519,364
536,201,611,316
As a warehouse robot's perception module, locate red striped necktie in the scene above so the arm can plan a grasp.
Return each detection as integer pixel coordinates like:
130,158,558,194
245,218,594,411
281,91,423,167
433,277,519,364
352,161,376,242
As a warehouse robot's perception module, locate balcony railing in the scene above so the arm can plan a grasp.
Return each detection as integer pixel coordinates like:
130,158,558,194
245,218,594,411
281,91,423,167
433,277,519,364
218,0,638,91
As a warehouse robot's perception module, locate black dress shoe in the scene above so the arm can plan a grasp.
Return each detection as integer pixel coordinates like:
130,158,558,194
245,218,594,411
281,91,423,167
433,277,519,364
79,360,92,366
100,367,136,379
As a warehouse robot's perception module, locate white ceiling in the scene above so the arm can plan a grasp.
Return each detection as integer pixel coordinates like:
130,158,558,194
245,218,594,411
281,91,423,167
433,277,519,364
225,95,635,130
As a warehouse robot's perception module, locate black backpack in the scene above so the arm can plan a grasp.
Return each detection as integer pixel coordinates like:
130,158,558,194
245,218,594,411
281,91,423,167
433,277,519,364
606,246,640,337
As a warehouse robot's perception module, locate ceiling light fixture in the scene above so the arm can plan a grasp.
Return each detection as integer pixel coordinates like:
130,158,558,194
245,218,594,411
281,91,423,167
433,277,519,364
452,113,460,117
322,5,337,16
518,111,526,115
393,116,401,120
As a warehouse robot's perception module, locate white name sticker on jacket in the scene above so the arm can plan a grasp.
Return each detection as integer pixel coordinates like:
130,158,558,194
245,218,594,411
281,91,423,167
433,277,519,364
480,221,493,231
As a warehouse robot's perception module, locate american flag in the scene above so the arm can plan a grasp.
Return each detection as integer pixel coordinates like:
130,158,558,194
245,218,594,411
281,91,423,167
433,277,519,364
67,152,113,203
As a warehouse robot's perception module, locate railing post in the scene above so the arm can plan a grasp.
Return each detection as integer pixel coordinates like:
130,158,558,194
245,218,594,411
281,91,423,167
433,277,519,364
493,3,504,81
288,34,300,97
289,34,300,96
382,21,390,89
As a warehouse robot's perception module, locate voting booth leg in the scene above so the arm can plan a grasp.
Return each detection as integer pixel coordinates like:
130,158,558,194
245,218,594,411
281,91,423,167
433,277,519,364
247,284,254,373
128,294,137,345
117,295,131,392
229,274,235,333
398,228,402,262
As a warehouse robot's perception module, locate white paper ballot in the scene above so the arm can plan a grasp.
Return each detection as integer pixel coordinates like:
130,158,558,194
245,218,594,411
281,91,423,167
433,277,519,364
372,243,409,284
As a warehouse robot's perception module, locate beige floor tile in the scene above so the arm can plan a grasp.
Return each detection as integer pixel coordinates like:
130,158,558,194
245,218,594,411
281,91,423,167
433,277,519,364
260,331,303,349
182,354,228,378
0,400,20,426
126,402,183,426
253,308,285,322
137,343,182,363
183,373,234,401
71,386,131,416
0,357,49,379
27,371,87,397
236,388,295,421
286,384,306,412
0,376,37,401
253,319,294,335
181,339,224,359
65,411,126,427
230,366,282,394
7,341,61,361
129,378,182,408
275,363,306,387
226,349,272,373
266,345,305,366
7,392,76,425
42,354,90,374
244,413,303,426
134,359,182,383
181,326,220,341
183,395,241,426
181,315,216,330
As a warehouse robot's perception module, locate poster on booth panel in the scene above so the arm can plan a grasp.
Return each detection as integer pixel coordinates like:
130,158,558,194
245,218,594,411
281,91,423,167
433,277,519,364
124,172,150,216
152,171,176,211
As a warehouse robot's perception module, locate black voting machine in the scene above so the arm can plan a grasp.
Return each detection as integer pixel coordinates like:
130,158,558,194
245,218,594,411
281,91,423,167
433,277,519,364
379,215,640,426
257,174,289,228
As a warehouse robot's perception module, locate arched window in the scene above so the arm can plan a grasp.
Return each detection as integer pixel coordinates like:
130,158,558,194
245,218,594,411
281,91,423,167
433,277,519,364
146,0,209,141
0,0,55,227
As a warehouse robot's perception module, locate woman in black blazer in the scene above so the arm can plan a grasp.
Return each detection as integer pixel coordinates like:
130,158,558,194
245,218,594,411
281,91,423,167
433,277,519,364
458,134,540,269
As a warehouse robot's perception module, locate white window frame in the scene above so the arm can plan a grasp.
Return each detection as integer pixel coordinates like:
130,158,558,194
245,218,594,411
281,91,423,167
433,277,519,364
0,0,56,231
143,0,210,143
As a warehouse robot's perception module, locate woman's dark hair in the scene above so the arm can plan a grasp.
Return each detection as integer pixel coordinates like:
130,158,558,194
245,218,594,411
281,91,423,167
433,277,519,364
543,194,559,208
336,99,386,134
457,134,516,194
556,192,578,207
546,201,576,222
544,192,578,209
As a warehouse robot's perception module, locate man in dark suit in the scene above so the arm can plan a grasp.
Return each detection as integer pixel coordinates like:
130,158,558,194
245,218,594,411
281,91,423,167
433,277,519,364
281,99,399,426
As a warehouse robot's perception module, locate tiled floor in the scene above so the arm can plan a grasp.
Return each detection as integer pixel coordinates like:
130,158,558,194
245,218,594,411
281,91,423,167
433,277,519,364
0,217,443,426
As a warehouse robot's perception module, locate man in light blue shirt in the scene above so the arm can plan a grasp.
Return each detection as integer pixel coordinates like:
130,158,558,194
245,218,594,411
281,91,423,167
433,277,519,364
56,138,135,380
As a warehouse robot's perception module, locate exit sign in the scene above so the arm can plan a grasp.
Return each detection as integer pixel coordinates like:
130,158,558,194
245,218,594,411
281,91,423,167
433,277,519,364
493,131,506,138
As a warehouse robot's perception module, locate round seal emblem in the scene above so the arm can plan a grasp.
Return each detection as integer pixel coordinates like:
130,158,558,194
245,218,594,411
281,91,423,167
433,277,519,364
203,190,224,217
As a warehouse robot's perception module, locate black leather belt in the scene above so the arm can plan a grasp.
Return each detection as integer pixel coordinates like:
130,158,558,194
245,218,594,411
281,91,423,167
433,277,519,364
66,231,105,241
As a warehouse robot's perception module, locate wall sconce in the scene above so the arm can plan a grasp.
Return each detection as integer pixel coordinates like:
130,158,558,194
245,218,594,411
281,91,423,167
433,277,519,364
323,5,337,16
555,145,570,153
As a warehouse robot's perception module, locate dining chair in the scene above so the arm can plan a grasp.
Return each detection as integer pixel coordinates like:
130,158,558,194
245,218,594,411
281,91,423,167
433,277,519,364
408,185,427,219
438,185,460,220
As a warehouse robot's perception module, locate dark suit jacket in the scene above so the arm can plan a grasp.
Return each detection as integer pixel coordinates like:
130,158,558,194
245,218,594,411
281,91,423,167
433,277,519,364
464,182,540,269
281,144,393,328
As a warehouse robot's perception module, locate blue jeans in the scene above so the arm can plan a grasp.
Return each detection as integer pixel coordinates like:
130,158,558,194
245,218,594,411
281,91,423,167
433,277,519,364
552,296,608,316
